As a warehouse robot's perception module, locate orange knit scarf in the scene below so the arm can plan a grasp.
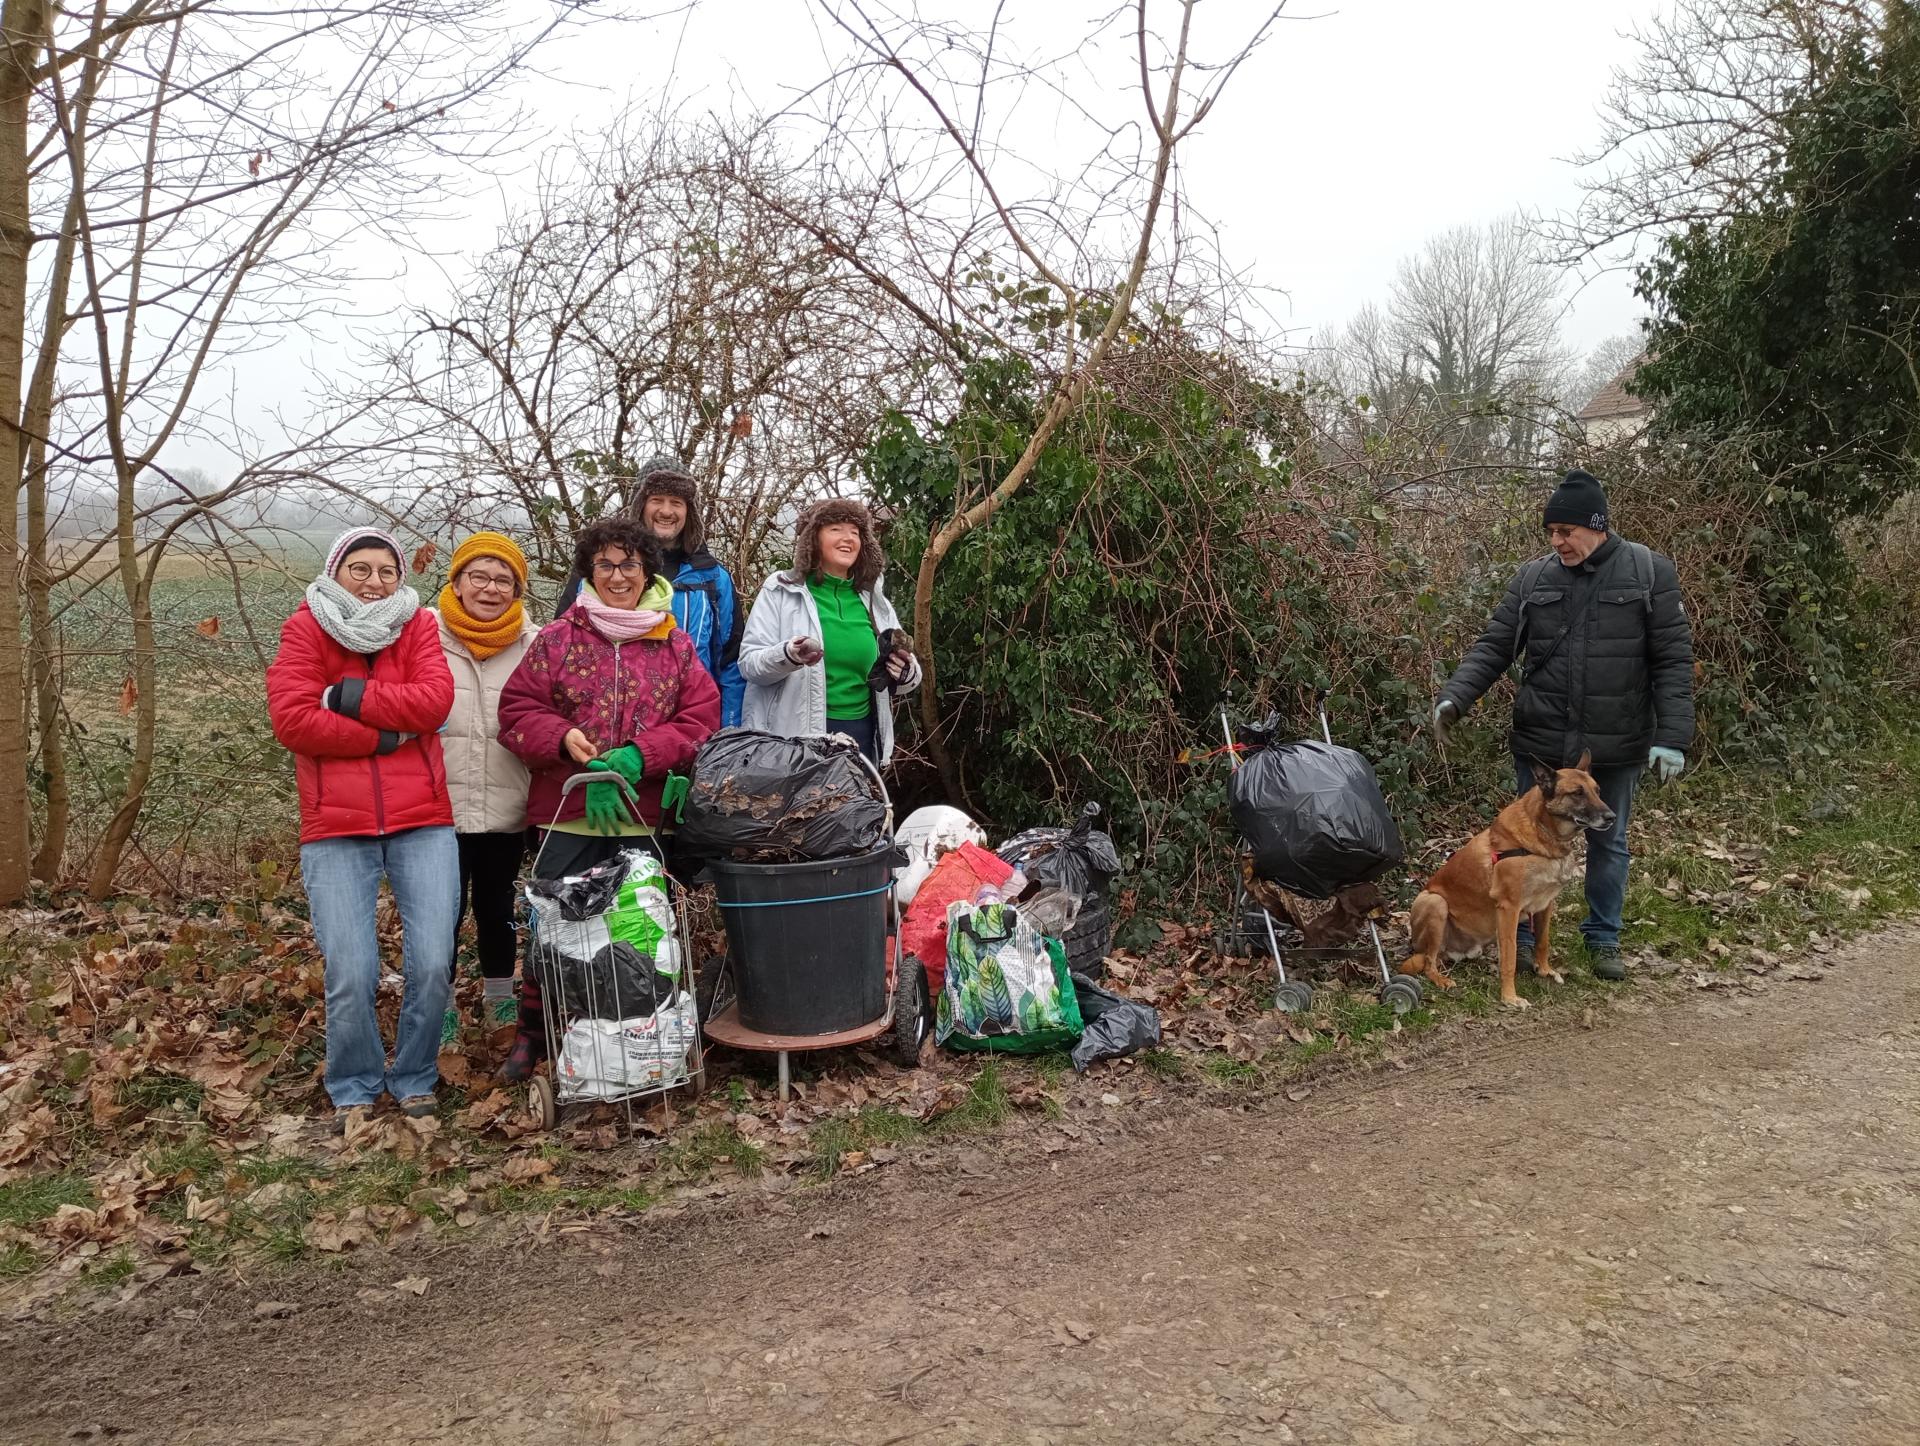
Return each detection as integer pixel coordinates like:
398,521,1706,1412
437,585,525,660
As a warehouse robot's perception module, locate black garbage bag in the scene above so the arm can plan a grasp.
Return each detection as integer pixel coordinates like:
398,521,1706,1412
677,728,891,863
995,802,1121,905
1228,738,1403,898
1068,972,1161,1072
546,941,677,1021
527,853,631,921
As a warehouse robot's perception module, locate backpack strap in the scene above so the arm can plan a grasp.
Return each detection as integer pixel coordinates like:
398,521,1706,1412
1511,552,1558,663
1628,540,1654,616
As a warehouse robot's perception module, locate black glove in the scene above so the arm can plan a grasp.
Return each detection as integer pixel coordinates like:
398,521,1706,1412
867,629,915,694
320,678,366,720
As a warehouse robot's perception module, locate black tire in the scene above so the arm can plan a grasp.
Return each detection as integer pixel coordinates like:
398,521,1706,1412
1059,893,1113,978
889,955,930,1068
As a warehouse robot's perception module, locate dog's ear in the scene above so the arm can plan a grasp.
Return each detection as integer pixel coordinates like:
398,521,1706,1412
1575,748,1593,773
1531,759,1557,797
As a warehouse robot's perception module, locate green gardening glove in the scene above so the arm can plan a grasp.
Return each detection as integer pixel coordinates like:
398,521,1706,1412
659,771,691,825
588,743,645,788
583,778,635,835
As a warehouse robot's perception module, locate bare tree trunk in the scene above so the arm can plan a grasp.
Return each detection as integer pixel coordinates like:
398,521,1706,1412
79,16,167,900
25,179,84,884
25,461,63,881
909,0,1195,788
0,0,51,906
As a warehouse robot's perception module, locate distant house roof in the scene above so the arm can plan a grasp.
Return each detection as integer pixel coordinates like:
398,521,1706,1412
1577,356,1649,422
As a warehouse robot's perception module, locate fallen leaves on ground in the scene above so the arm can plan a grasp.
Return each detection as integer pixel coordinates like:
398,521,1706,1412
0,783,1900,1298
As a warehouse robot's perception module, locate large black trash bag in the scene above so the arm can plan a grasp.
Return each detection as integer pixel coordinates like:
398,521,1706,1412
677,728,892,863
1068,972,1161,1072
995,802,1121,905
1229,736,1403,899
546,941,677,1021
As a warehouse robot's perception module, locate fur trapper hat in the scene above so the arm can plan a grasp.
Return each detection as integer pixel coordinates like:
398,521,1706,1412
629,452,705,555
793,497,884,592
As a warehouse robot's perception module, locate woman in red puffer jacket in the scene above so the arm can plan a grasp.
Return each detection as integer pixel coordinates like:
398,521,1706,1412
266,527,458,1133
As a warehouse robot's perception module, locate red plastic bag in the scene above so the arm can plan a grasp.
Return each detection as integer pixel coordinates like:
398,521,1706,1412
899,841,1013,994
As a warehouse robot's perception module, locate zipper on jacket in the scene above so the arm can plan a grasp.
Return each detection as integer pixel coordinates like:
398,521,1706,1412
364,653,388,835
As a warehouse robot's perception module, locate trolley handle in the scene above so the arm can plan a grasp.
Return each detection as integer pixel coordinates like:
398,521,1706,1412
555,769,640,801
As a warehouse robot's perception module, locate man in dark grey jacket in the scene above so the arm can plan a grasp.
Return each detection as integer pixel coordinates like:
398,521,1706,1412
1431,469,1696,979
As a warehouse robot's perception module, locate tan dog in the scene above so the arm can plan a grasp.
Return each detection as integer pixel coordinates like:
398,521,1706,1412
1399,751,1617,1008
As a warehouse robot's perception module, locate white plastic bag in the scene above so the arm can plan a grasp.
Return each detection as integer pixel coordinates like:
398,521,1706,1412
893,805,988,906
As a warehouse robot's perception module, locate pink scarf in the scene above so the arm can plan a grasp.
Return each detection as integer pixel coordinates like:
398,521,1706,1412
572,584,672,643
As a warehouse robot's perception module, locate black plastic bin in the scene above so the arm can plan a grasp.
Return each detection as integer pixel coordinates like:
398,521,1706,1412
709,846,893,1035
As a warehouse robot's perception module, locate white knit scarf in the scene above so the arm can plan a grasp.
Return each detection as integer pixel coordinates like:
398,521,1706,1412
305,574,420,654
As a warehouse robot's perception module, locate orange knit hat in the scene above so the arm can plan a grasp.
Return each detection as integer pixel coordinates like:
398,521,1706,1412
449,531,527,592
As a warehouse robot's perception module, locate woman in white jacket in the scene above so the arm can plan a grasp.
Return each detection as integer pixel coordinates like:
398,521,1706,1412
432,532,539,1038
739,499,921,766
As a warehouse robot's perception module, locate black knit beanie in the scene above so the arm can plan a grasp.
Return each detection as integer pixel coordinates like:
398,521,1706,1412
1543,469,1609,532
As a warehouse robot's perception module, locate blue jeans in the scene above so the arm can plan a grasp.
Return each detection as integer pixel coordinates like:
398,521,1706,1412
301,826,459,1107
1512,755,1643,954
827,714,878,765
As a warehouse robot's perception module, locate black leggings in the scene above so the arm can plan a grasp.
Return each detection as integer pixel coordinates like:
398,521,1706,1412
455,830,526,980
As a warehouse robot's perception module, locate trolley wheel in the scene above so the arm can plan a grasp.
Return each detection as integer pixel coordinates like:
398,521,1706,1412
889,955,931,1068
1274,980,1314,1014
1381,976,1423,1015
527,1074,557,1131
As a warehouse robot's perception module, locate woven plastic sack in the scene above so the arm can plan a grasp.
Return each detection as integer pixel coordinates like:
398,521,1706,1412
554,993,698,1101
935,902,1084,1054
899,841,1013,994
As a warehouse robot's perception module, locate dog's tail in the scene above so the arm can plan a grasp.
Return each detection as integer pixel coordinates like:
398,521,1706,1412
1399,889,1449,980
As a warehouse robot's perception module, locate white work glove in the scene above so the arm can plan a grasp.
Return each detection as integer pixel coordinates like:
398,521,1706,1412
1648,746,1685,784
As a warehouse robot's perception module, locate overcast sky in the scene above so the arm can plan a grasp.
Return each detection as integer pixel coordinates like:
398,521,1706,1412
191,0,1666,473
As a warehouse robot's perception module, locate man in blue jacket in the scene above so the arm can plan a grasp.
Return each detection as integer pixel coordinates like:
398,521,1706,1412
555,453,745,726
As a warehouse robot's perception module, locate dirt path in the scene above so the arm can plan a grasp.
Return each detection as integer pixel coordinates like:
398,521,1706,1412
9,924,1920,1446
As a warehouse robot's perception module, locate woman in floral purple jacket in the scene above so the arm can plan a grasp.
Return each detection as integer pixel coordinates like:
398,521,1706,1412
495,517,720,1079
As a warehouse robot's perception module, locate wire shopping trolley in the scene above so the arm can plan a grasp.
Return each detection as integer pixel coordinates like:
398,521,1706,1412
521,772,705,1130
1215,696,1423,1017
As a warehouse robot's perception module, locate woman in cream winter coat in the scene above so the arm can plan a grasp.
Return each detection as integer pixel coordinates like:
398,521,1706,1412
739,498,920,766
432,532,539,1036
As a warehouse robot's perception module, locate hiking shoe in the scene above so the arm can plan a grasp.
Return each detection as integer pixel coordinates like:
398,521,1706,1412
498,1031,540,1085
486,995,518,1029
1587,947,1627,981
1514,937,1536,973
399,1094,437,1120
439,1007,460,1048
329,1104,371,1137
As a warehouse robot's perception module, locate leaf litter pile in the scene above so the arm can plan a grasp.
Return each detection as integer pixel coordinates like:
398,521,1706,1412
3,766,1911,1309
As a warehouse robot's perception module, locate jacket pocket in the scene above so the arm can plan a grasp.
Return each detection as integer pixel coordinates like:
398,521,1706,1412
1521,588,1566,671
1597,588,1650,640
